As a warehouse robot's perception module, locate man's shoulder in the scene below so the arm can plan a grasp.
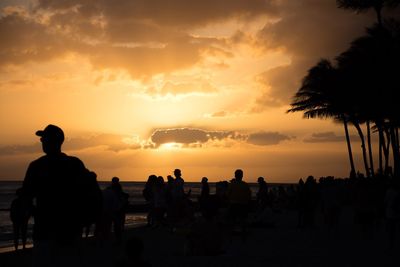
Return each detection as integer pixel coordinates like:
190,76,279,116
63,154,84,163
239,181,250,188
30,154,85,169
31,153,83,162
62,154,87,170
28,155,49,167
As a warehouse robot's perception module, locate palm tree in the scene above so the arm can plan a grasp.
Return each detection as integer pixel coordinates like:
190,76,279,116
287,59,357,177
337,0,400,26
289,21,400,178
337,1,400,176
336,21,400,176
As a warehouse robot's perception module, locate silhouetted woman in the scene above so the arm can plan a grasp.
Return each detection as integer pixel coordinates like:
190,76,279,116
256,177,269,209
82,171,102,238
199,177,210,215
143,175,157,226
153,176,167,226
111,177,129,244
10,188,33,250
201,177,210,198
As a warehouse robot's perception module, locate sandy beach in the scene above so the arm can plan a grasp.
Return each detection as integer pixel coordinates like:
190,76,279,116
1,207,399,267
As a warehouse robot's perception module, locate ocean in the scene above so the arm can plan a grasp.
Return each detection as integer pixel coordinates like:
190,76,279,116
0,180,285,250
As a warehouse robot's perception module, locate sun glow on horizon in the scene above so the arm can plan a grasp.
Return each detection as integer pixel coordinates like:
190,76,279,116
158,142,184,150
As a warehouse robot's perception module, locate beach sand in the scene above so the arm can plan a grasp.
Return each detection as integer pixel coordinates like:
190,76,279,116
1,208,399,267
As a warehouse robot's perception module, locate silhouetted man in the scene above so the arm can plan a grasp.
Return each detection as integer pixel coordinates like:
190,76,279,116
227,169,251,238
172,169,185,199
22,124,95,267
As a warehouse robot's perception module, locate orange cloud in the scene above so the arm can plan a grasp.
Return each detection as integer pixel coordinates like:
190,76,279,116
37,0,278,27
304,132,359,143
247,131,293,146
0,0,280,79
252,0,375,110
0,13,77,65
0,133,142,155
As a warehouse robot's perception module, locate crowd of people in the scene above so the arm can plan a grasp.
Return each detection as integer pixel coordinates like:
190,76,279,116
8,124,400,264
140,170,400,255
294,174,400,246
142,168,253,255
143,169,194,227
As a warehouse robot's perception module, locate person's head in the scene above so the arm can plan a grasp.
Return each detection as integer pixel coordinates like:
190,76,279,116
234,169,243,181
36,124,64,155
201,177,208,183
111,177,122,191
174,169,181,178
112,177,120,183
306,175,315,184
148,174,157,181
257,177,265,184
157,176,165,185
146,175,157,187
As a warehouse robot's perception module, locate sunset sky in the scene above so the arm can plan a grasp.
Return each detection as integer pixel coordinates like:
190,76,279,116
0,0,382,182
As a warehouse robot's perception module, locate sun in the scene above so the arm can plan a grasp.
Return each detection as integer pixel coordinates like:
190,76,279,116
159,142,183,150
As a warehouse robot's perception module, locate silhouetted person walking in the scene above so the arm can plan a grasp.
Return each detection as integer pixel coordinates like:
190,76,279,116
111,176,129,244
22,124,97,267
256,176,269,209
10,188,33,250
153,176,167,226
301,176,319,229
82,171,102,238
143,174,157,226
227,169,251,241
172,168,185,200
199,177,210,214
168,169,193,225
200,177,210,198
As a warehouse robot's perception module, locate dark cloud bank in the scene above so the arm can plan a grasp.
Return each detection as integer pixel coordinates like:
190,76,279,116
0,128,294,155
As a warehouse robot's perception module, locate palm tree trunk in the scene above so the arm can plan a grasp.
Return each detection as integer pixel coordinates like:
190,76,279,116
385,128,391,175
396,127,399,152
343,118,356,178
374,6,383,27
367,120,375,176
390,125,400,177
378,124,384,175
354,122,370,177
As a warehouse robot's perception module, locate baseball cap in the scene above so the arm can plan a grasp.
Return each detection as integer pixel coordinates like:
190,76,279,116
36,124,65,143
